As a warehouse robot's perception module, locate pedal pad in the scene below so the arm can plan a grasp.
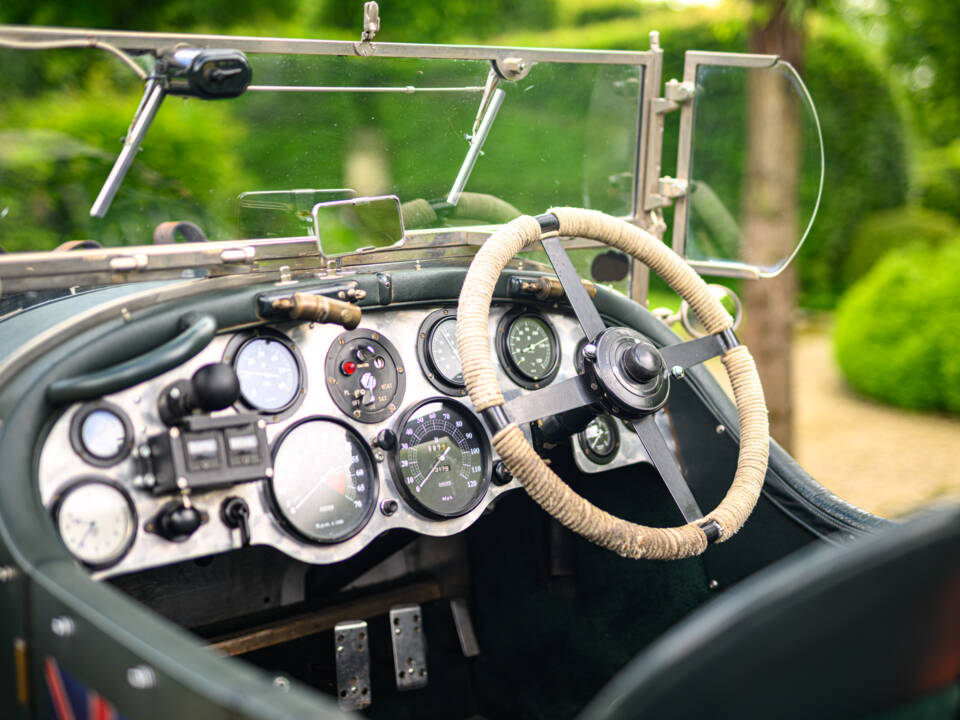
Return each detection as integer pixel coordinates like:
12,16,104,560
390,604,428,690
334,620,372,710
450,597,480,657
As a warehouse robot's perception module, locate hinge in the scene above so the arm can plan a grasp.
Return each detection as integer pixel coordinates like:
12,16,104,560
657,177,688,199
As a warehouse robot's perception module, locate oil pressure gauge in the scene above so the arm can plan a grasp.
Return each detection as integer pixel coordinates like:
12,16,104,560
53,479,137,569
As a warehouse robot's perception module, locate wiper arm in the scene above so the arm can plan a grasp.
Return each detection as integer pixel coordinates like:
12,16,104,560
446,69,505,207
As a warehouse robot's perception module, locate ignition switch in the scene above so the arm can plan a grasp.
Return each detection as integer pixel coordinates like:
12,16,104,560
221,497,251,547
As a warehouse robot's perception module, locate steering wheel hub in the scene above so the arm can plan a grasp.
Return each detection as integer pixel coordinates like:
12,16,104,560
585,327,668,419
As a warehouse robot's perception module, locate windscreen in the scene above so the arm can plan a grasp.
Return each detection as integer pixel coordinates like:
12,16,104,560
0,47,643,254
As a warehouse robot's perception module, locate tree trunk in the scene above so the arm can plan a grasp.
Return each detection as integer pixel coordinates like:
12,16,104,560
742,3,804,452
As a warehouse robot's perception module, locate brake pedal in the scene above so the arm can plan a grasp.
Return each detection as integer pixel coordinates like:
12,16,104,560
390,604,428,690
334,620,372,710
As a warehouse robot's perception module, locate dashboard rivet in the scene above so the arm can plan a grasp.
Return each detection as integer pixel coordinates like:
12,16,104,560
51,616,75,638
708,580,720,590
671,365,685,379
582,343,598,361
127,665,156,690
373,451,384,463
265,468,274,477
716,424,725,434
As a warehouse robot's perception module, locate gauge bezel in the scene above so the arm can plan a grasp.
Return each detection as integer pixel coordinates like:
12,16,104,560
496,307,561,389
69,401,133,467
416,308,467,397
390,397,492,520
577,414,621,465
325,328,406,423
268,415,380,545
223,328,306,420
51,477,138,570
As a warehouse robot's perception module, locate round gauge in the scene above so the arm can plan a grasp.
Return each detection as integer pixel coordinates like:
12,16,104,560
232,334,303,414
496,309,561,389
325,329,406,423
391,399,491,519
53,479,137,568
271,417,378,544
69,403,132,467
578,414,620,465
417,309,466,396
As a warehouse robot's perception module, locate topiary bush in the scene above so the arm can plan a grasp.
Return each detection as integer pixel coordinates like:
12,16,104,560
843,205,958,285
834,235,960,413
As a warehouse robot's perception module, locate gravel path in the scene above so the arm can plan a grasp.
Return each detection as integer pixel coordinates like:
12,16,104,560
792,326,960,519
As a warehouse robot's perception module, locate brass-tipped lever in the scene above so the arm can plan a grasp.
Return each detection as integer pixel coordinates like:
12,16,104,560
272,292,362,330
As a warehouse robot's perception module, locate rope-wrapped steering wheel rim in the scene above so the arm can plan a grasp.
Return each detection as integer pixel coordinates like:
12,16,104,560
456,208,769,560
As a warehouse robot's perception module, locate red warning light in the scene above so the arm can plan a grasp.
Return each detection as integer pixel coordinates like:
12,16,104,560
341,361,357,376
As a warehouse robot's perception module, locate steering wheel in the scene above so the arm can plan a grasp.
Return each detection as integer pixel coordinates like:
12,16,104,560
456,208,769,560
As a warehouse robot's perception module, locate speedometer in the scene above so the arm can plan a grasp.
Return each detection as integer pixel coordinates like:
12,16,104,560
391,399,491,518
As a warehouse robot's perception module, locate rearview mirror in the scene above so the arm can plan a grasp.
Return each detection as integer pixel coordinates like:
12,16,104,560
312,195,406,257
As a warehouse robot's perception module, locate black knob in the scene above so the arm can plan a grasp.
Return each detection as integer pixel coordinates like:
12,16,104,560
492,460,513,486
622,344,662,383
373,429,397,451
192,363,240,412
158,503,203,541
221,497,251,546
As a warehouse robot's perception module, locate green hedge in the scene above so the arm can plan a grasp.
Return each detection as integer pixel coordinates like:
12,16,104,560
834,236,960,413
843,205,958,285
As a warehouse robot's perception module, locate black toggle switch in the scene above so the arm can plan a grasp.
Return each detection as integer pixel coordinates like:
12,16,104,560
221,496,251,547
373,428,397,451
157,502,203,541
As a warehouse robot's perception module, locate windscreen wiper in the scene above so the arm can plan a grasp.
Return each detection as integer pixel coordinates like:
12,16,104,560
90,47,251,218
446,68,505,206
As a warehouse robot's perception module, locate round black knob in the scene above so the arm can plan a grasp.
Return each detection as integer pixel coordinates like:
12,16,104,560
622,344,662,383
373,429,397,451
159,504,202,541
492,460,513,486
192,363,240,412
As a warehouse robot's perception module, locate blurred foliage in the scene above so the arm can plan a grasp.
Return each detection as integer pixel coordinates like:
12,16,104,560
834,236,960,413
913,140,960,219
843,205,958,286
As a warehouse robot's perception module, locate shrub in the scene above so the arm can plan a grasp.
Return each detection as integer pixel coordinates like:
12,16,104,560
834,236,960,413
843,205,958,285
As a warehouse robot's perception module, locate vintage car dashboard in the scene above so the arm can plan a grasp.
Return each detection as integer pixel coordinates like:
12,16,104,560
37,302,659,579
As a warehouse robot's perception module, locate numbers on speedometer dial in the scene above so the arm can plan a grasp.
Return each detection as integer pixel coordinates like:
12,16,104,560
270,418,378,544
391,400,490,518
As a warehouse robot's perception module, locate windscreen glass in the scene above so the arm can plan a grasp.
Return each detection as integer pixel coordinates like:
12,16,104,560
0,47,643,254
683,60,823,275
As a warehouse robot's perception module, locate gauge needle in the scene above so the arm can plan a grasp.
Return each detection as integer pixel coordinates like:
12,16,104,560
292,467,343,513
441,331,459,356
520,337,548,354
77,521,96,549
418,444,451,491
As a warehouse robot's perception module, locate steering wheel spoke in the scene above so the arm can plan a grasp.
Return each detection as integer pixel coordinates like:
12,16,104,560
503,374,599,426
659,330,738,374
540,232,606,342
629,414,703,523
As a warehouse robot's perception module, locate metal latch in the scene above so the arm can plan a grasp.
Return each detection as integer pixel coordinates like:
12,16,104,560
334,620,372,710
657,177,688,199
390,604,428,690
361,2,380,42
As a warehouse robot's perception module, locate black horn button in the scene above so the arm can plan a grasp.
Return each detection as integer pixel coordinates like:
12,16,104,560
585,327,669,418
623,343,662,383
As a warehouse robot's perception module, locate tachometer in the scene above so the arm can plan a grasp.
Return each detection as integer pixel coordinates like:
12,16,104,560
271,417,378,544
53,479,137,569
391,399,490,518
496,309,561,389
325,329,405,423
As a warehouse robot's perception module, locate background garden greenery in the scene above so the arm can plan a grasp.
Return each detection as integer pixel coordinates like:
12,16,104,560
1,0,958,412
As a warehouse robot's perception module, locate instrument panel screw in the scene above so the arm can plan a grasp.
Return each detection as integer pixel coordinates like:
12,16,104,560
127,665,157,690
273,676,291,691
51,616,75,638
671,365,685,379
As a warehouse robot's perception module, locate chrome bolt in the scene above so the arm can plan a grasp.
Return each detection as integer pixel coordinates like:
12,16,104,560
168,387,181,400
127,665,156,690
715,424,725,434
273,676,291,691
265,467,274,478
708,580,719,591
671,365,685,379
51,616,75,637
582,343,598,361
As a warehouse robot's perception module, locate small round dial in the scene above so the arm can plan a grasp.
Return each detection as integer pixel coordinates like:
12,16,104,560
326,329,405,423
70,403,132,466
271,418,378,544
417,309,467,396
233,335,302,413
497,310,561,389
578,414,620,465
391,399,490,518
54,480,137,568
